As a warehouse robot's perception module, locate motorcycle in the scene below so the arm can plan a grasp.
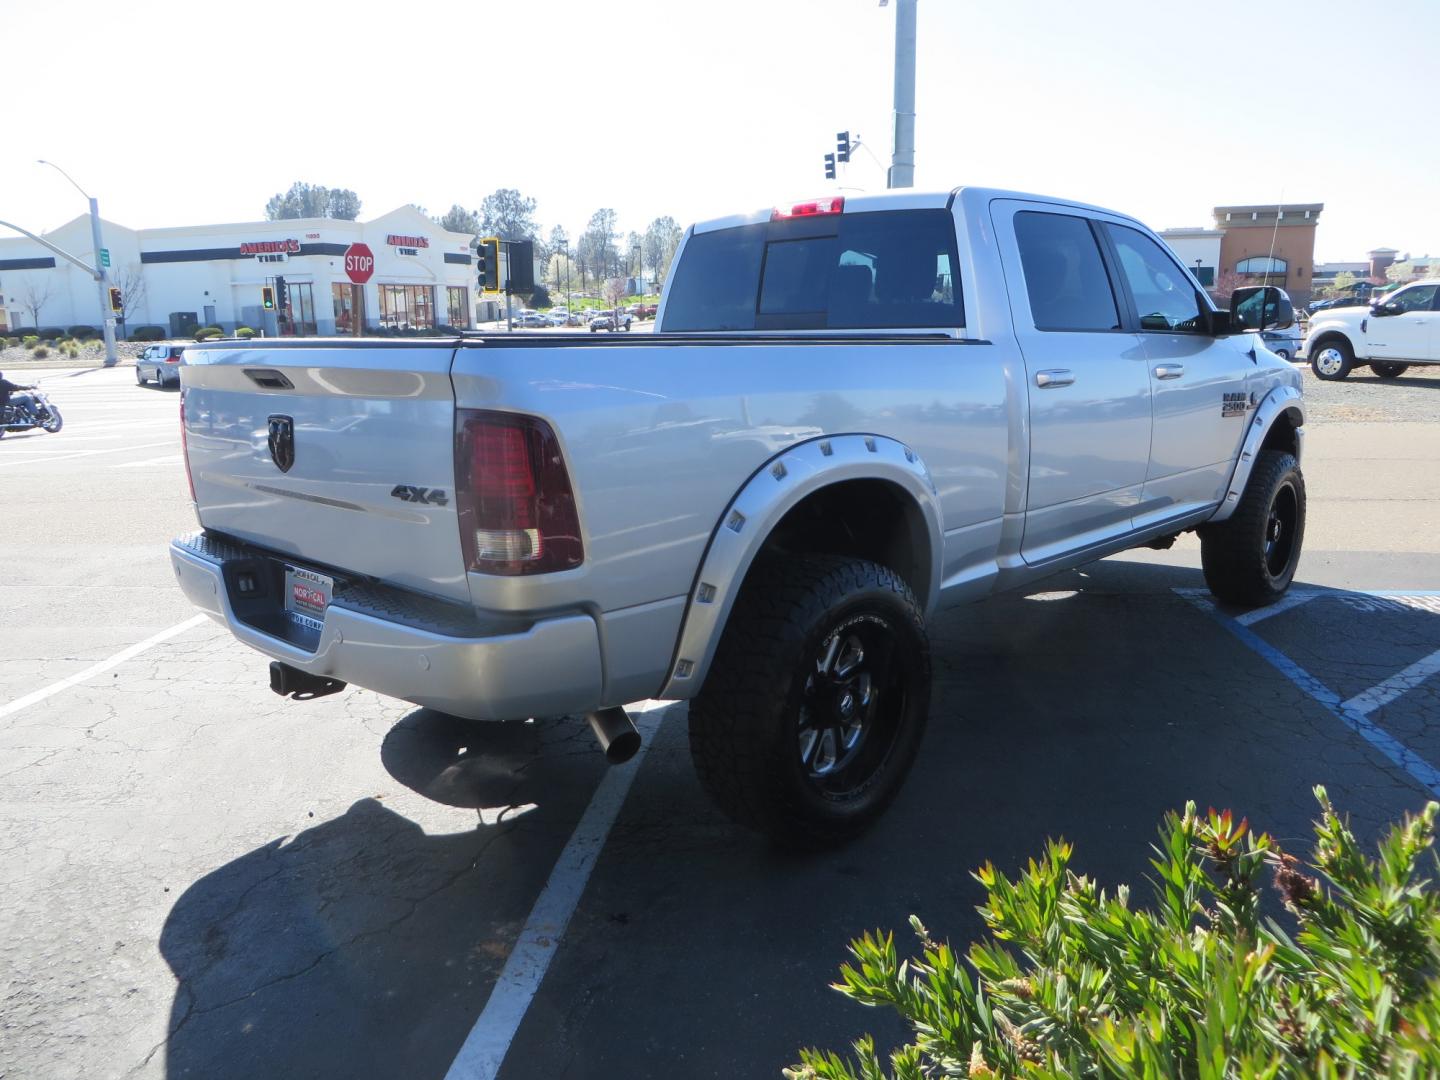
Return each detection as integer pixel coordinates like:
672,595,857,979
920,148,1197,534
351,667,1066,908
0,388,64,437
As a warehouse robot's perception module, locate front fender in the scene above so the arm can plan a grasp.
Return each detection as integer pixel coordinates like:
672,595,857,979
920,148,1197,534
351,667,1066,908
1208,385,1305,524
658,434,943,699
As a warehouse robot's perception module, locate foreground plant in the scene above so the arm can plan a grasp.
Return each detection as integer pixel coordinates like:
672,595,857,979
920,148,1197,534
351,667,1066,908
788,789,1440,1079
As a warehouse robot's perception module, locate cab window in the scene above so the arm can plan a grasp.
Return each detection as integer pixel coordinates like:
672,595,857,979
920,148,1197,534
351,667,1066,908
1388,284,1438,314
1013,211,1121,331
662,209,963,332
1105,224,1207,333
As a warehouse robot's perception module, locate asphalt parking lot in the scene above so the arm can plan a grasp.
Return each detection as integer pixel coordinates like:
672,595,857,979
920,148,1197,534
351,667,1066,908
3,362,1440,1079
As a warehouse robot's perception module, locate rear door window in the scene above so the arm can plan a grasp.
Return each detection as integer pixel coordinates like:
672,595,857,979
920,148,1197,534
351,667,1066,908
662,209,962,331
1013,211,1121,331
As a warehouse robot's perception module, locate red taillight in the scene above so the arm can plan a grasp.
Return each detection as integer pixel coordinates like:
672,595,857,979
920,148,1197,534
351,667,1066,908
455,410,582,576
771,197,844,221
179,391,196,502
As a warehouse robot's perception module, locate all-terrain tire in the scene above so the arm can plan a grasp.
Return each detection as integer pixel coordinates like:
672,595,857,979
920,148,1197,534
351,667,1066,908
1372,361,1409,379
687,554,930,847
1199,450,1306,607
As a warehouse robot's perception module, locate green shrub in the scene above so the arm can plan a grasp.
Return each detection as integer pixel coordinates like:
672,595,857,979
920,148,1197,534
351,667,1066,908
31,346,49,358
21,335,39,348
194,326,224,341
128,326,166,342
4,336,20,348
66,325,97,339
791,789,1440,1080
235,326,255,339
36,327,64,341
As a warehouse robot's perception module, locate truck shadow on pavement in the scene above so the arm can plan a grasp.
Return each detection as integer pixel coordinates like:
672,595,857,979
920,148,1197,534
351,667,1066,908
157,713,611,1080
155,559,1440,1080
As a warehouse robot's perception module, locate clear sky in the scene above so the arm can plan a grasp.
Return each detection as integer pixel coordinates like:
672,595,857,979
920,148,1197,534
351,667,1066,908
4,0,1436,263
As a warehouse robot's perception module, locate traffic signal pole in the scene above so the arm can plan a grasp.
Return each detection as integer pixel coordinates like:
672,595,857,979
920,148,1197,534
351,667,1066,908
0,216,115,361
87,197,119,366
37,162,118,365
887,0,917,189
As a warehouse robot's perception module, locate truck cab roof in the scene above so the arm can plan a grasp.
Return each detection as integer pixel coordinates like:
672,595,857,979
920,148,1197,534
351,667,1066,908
691,186,1144,235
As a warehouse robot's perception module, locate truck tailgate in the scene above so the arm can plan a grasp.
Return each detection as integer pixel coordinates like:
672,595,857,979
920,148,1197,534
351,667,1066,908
182,343,469,603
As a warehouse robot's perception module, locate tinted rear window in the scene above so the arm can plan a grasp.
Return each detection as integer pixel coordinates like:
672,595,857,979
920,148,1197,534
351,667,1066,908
662,209,962,331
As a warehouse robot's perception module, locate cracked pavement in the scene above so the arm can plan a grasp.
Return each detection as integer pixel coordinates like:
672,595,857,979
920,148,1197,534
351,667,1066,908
3,367,1440,1080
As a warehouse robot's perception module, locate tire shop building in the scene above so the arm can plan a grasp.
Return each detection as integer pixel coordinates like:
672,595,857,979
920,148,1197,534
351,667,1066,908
0,205,478,337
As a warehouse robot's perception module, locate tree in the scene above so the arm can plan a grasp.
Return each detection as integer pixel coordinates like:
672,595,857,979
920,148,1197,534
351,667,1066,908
112,264,147,328
1210,268,1242,303
529,284,552,309
548,251,575,296
17,275,53,328
1386,260,1416,283
479,188,539,242
579,208,619,286
1331,270,1357,296
603,276,627,309
437,205,481,236
408,203,430,217
642,216,684,289
265,182,362,221
326,188,362,220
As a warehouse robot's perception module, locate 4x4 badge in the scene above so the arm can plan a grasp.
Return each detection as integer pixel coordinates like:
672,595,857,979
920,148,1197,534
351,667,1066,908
267,415,295,472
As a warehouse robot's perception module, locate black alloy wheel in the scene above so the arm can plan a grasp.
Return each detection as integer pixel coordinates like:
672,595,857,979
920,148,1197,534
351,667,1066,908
688,554,930,847
1199,449,1306,606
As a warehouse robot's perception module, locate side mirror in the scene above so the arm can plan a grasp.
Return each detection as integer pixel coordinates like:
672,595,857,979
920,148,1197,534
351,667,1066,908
1231,285,1295,333
1371,302,1396,317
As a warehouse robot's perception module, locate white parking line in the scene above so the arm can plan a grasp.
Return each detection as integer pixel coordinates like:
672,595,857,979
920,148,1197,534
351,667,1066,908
110,454,184,469
1233,589,1324,626
444,702,671,1080
1343,648,1440,717
1177,589,1440,798
0,614,209,724
0,440,175,468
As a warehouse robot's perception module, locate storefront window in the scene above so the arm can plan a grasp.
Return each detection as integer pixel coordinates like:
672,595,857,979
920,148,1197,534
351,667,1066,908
281,282,316,336
378,284,436,330
447,286,469,329
332,282,359,334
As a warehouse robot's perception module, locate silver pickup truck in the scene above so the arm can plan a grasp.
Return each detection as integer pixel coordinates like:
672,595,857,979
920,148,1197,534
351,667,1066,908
171,188,1306,845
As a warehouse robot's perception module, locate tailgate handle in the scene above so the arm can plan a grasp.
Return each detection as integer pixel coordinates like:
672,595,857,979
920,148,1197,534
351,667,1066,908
244,368,294,390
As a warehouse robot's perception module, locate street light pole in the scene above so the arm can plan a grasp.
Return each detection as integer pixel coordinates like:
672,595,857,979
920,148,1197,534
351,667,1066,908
37,160,118,366
881,0,918,189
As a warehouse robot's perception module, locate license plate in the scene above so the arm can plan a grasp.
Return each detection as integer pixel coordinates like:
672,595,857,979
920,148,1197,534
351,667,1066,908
284,566,332,631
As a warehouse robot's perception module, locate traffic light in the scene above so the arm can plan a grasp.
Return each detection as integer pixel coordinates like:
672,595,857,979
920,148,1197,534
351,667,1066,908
824,153,837,181
477,237,500,292
108,287,123,313
836,131,851,163
274,276,289,310
261,286,275,310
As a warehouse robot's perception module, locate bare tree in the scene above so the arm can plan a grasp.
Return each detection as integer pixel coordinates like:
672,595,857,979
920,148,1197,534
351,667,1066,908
603,276,627,310
113,264,147,328
17,275,54,328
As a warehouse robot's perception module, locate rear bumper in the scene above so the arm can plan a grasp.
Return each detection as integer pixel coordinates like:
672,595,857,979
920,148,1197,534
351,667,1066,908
169,531,603,721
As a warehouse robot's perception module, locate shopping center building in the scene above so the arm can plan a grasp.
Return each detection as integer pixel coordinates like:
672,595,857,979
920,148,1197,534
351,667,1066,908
0,206,479,336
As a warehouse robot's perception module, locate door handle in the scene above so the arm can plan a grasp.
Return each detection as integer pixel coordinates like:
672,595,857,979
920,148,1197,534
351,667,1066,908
1154,364,1185,380
1034,369,1074,388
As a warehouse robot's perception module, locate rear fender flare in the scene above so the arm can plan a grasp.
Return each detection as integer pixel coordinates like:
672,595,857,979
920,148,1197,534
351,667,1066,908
658,434,943,699
1208,385,1305,524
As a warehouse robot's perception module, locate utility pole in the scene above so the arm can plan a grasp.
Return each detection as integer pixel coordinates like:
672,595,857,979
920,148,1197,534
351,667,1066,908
37,161,118,366
881,0,917,189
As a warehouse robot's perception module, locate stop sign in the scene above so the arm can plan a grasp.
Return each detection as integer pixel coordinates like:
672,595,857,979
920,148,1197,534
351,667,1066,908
344,243,375,284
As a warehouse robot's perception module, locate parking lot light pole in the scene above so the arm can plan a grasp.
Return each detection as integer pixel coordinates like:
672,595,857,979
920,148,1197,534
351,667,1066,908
880,0,917,189
37,160,118,366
